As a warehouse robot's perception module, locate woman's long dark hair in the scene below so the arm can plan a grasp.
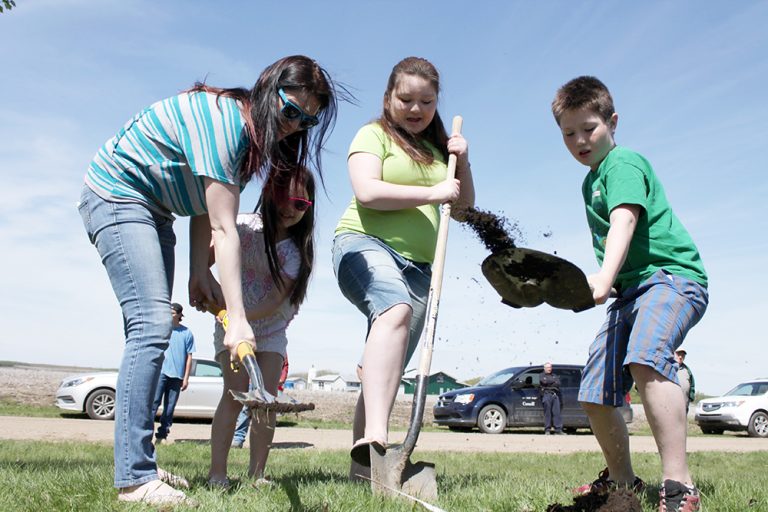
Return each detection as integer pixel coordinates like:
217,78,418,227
188,55,341,190
258,170,315,307
378,57,449,165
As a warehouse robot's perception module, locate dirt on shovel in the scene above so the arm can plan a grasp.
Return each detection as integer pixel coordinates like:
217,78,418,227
457,206,594,312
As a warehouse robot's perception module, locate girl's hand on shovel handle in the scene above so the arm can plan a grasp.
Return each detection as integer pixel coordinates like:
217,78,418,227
430,179,460,204
447,132,469,168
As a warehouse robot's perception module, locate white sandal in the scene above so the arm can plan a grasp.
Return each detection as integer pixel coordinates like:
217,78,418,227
118,479,190,505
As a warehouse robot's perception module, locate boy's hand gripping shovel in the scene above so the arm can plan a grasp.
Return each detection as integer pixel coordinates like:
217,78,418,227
207,304,314,414
368,116,465,502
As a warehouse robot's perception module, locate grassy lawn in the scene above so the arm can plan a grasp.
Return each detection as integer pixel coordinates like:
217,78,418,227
1,440,766,511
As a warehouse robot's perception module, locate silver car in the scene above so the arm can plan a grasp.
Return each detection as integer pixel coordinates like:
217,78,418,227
55,357,224,420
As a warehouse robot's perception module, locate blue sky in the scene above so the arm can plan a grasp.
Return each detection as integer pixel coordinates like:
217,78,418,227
1,1,766,395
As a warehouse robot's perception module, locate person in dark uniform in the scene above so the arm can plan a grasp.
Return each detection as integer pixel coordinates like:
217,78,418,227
540,362,564,435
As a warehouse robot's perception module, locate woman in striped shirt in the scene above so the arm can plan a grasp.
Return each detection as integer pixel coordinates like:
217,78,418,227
78,55,341,505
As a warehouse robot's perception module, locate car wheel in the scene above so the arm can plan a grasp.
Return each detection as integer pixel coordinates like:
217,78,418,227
747,411,768,438
477,404,506,434
700,427,724,435
86,388,116,420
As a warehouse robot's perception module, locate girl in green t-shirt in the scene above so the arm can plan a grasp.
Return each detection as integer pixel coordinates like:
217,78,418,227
332,57,475,467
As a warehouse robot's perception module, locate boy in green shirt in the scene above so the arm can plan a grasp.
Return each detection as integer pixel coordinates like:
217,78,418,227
552,76,708,512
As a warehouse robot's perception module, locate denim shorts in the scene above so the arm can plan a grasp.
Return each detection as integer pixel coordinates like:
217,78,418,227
578,269,708,407
332,232,431,366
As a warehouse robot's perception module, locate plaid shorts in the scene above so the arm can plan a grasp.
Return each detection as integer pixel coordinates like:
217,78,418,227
578,269,708,406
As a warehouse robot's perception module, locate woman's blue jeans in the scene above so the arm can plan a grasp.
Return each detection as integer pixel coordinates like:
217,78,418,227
78,186,176,488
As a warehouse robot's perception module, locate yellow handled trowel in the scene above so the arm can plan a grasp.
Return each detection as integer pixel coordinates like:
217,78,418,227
207,303,314,413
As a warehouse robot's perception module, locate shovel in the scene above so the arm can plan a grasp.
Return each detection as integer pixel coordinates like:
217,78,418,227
207,304,315,414
481,247,595,312
369,115,465,501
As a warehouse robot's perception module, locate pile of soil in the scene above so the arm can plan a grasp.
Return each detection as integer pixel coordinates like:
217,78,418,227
546,489,643,512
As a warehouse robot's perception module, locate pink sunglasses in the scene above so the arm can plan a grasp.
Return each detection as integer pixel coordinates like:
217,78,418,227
287,196,313,212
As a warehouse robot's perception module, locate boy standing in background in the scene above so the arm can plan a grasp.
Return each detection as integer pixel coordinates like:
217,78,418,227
152,303,195,443
551,76,708,512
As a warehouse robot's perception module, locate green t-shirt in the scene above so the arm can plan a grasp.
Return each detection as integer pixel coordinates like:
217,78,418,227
335,123,447,264
582,146,707,290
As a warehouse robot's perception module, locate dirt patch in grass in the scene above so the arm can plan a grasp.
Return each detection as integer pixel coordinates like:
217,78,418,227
546,488,643,512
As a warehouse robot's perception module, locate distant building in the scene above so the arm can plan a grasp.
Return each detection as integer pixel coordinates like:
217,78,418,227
401,371,466,395
284,376,307,390
309,372,361,392
288,366,463,394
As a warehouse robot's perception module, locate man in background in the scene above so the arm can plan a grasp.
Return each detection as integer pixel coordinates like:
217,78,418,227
152,303,195,443
675,349,696,413
540,362,563,435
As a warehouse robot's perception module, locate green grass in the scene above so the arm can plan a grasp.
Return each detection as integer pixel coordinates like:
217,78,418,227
1,440,766,511
0,398,71,418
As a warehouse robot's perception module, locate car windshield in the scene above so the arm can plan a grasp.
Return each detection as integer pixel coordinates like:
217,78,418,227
478,367,525,386
724,382,768,397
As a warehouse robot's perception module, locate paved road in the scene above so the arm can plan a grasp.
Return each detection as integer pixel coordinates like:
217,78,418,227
2,416,766,454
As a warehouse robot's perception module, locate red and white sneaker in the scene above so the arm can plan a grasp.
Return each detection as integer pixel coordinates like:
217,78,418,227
659,479,701,512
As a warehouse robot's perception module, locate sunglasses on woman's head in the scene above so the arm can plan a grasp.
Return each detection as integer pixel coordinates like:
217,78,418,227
287,196,313,212
278,88,319,129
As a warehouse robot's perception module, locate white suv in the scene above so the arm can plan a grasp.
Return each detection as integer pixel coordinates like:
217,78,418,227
695,378,768,438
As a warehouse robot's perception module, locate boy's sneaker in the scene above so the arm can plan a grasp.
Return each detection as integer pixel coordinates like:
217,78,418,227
659,479,700,512
573,467,646,495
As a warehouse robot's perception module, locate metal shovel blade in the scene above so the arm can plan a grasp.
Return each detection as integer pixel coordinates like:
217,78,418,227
482,247,595,312
370,445,437,501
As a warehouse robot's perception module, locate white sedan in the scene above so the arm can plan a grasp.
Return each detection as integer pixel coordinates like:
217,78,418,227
695,378,768,438
55,357,224,420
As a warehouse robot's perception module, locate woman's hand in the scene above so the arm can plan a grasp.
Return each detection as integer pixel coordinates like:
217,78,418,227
188,269,223,312
223,314,256,362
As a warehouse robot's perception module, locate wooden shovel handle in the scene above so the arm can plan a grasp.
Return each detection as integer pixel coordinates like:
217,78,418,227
416,115,462,376
401,116,463,458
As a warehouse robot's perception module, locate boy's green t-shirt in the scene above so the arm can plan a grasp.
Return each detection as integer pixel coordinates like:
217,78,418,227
582,146,707,290
335,123,447,264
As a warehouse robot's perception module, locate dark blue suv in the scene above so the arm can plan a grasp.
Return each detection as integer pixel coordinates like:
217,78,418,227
433,364,632,434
